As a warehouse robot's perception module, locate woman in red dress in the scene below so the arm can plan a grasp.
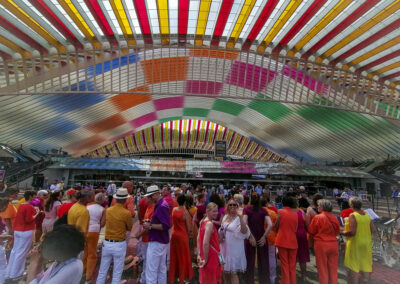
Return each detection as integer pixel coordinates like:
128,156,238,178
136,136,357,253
169,194,193,284
197,202,222,284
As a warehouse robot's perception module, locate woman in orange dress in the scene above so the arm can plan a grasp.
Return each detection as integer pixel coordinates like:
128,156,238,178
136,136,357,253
197,202,222,284
169,194,193,284
275,195,299,284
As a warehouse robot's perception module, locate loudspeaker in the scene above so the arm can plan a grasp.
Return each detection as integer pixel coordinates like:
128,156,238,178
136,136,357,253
32,173,44,188
366,183,376,195
380,183,392,197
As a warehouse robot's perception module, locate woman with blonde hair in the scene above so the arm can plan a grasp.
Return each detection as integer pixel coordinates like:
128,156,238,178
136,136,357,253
197,202,222,284
220,199,249,284
344,196,375,284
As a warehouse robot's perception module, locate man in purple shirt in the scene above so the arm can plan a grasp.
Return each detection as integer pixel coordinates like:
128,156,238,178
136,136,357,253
142,185,171,283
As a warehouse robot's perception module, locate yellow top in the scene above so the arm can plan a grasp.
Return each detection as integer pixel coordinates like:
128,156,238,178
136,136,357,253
344,212,372,273
68,203,89,234
105,203,133,241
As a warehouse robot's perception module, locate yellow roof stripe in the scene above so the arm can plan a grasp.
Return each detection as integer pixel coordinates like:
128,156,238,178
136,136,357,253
195,0,212,45
370,62,400,77
227,0,257,49
291,0,352,54
346,36,400,67
322,1,400,58
183,120,188,147
259,0,302,51
58,0,100,47
0,35,30,58
109,0,135,46
3,0,63,51
157,0,169,42
145,128,152,150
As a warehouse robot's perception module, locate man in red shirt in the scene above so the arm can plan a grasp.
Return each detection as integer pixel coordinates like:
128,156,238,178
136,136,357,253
6,190,40,281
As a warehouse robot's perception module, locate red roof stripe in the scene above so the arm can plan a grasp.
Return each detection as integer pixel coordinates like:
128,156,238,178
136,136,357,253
186,119,191,148
132,0,152,44
178,0,189,36
381,71,400,82
85,0,117,46
279,0,327,47
242,0,279,50
32,0,83,49
211,0,234,47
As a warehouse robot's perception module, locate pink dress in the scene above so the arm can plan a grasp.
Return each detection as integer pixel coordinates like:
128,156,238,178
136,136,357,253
296,210,310,263
42,201,61,233
199,220,222,284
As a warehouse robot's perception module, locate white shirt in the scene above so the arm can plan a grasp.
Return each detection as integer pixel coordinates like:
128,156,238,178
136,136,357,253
87,204,104,233
29,258,83,284
106,184,117,196
50,184,60,191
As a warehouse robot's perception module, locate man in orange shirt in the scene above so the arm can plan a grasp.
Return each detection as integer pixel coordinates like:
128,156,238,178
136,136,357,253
0,188,19,234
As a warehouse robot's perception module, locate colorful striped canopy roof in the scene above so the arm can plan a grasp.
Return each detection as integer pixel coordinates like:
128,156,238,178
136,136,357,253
89,119,286,162
0,1,400,163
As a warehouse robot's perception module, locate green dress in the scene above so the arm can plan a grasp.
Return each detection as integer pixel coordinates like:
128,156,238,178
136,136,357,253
344,212,372,272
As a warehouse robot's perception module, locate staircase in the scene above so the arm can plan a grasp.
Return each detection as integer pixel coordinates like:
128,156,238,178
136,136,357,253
4,159,53,187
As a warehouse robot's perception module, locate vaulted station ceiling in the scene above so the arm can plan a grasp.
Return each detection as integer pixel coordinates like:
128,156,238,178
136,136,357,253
0,0,400,163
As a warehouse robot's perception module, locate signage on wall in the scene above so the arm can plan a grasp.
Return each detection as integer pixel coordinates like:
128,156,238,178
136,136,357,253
215,140,226,158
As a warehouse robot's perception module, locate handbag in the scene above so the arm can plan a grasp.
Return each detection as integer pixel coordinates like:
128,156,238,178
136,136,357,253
218,227,226,243
218,216,235,243
210,244,225,266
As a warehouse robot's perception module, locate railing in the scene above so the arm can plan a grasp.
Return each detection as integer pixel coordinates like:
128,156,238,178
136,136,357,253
4,159,53,187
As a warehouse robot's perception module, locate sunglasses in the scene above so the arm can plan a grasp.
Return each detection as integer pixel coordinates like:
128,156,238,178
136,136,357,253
228,204,238,207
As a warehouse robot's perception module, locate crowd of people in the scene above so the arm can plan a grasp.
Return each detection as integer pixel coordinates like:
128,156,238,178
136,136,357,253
0,181,378,284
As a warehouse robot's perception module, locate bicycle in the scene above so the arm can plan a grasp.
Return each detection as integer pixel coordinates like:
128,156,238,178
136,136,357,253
372,217,400,267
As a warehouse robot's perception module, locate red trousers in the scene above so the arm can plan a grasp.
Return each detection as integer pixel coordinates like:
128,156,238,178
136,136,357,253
278,247,297,284
314,240,338,284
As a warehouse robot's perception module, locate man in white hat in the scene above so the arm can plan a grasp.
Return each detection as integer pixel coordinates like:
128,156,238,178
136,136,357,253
96,188,133,284
142,185,171,284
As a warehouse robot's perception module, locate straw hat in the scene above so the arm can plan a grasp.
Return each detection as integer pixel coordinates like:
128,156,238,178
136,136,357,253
113,188,129,199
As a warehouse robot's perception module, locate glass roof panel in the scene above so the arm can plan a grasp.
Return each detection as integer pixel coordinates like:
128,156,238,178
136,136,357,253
168,0,178,35
315,1,393,56
75,0,104,36
47,0,85,38
145,0,160,34
286,0,340,49
20,0,67,42
187,0,200,35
